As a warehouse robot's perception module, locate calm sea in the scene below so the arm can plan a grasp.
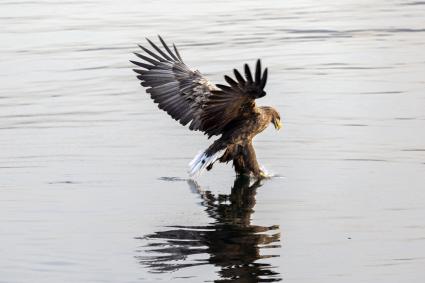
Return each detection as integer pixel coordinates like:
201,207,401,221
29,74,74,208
1,0,425,282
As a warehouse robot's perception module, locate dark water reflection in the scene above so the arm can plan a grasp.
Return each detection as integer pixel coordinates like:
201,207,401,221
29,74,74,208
136,176,281,282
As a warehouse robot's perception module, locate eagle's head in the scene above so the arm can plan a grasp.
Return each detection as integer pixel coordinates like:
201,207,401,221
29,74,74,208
261,106,282,130
271,108,282,130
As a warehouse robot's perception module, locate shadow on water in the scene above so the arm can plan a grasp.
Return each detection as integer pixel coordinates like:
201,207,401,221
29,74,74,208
135,176,282,282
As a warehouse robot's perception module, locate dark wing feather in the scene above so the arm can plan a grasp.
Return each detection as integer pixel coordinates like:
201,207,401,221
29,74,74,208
131,37,269,137
131,36,216,130
200,59,269,136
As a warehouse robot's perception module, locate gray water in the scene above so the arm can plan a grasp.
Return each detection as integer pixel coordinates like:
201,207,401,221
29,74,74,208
1,0,425,282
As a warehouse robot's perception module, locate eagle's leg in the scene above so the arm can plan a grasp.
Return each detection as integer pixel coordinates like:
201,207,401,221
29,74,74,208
214,144,249,176
233,154,250,176
241,142,267,179
206,143,235,171
220,144,249,176
208,142,266,179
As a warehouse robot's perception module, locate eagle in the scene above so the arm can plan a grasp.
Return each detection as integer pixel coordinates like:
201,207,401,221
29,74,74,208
131,36,282,179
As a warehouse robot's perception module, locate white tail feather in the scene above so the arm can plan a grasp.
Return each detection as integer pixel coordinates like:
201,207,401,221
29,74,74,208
188,149,224,178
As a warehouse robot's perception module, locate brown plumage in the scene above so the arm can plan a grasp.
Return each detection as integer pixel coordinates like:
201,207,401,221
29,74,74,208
131,36,282,179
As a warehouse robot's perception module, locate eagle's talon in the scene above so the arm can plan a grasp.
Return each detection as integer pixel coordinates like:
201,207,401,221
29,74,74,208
258,171,271,179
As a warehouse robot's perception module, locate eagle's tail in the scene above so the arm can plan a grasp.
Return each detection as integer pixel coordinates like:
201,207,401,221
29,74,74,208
188,148,224,178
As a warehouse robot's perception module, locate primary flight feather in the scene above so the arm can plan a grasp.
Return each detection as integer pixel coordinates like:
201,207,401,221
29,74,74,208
131,36,282,179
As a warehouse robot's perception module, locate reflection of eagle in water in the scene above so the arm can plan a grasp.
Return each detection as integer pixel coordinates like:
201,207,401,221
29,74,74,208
136,176,281,282
131,36,282,178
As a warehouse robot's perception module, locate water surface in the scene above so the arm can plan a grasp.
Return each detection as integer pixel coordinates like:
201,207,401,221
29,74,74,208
1,0,425,282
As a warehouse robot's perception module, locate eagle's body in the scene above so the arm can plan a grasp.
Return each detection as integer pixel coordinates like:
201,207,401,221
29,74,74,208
131,36,282,179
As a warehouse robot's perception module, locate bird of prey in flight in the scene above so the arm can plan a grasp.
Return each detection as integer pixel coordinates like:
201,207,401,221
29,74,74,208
131,36,282,179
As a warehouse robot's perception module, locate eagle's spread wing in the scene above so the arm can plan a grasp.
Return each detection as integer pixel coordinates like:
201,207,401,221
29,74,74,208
131,36,268,137
201,60,268,136
131,36,215,131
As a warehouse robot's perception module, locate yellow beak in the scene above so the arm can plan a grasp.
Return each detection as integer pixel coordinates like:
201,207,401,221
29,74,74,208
274,120,283,130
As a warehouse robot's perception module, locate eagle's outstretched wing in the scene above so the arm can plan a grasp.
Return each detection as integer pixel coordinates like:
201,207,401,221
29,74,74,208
131,36,215,132
131,36,268,137
201,59,268,136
